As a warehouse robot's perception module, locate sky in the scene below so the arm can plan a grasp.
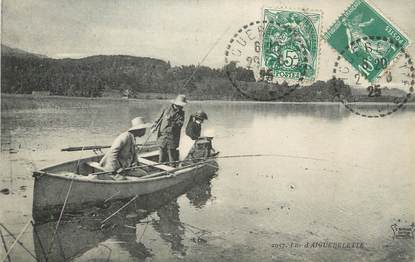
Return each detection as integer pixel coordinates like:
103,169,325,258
2,0,415,80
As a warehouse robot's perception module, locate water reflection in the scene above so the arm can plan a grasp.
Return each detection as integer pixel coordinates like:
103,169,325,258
153,200,186,256
114,224,154,261
186,178,213,208
32,172,216,261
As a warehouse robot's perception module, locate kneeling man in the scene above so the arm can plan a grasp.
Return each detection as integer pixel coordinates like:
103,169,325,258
99,117,151,173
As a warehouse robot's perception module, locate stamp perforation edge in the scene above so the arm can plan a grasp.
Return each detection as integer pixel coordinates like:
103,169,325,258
261,6,324,84
323,0,412,82
355,0,411,80
224,10,324,85
332,36,414,118
224,19,313,100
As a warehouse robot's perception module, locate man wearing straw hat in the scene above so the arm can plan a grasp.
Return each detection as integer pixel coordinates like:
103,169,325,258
99,117,151,173
152,94,187,165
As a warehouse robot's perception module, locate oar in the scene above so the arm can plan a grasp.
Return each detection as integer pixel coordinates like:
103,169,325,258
61,142,157,152
62,145,110,152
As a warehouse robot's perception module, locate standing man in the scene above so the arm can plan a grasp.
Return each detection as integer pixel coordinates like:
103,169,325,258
153,95,187,165
99,117,151,173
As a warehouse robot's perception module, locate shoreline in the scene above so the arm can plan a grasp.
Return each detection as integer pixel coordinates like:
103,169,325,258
2,93,415,106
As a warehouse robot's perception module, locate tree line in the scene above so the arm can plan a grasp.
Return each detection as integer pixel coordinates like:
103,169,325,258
1,53,359,101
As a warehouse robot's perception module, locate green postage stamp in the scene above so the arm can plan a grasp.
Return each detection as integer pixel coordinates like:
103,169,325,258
262,9,321,81
324,0,410,82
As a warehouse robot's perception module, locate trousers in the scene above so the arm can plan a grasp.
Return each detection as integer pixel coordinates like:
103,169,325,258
159,146,179,166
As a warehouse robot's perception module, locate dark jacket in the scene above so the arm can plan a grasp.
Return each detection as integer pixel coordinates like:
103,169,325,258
185,115,201,140
155,105,185,149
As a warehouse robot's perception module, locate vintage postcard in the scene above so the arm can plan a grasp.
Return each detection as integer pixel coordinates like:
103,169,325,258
1,0,414,261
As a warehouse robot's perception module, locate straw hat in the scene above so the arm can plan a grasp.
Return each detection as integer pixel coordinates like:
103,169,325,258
172,94,188,106
128,117,151,132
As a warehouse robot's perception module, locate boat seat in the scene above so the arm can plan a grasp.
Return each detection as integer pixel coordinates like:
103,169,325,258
138,157,175,171
138,150,159,158
86,161,106,172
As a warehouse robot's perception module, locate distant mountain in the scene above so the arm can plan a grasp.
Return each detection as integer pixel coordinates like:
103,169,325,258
4,45,410,102
0,45,241,98
1,44,48,58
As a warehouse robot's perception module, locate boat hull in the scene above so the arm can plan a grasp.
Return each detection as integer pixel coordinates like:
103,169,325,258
33,172,216,261
33,162,218,222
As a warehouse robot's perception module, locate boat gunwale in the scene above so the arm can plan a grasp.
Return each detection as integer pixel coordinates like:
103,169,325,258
35,156,217,184
36,148,160,173
37,154,103,172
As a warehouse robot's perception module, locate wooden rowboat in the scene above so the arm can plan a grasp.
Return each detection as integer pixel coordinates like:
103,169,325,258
32,138,219,222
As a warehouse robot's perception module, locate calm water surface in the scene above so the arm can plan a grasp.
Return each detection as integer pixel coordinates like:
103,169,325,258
1,96,414,261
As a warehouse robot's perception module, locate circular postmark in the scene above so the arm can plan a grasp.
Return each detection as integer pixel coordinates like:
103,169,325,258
332,36,414,118
224,18,315,101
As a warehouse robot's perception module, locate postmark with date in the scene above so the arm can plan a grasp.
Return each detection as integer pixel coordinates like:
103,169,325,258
331,36,414,118
224,20,305,101
224,9,321,101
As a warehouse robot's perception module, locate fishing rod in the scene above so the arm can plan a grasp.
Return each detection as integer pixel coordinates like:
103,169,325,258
136,129,156,155
143,27,230,149
181,26,230,90
211,153,327,162
63,27,229,153
89,152,327,176
150,152,327,168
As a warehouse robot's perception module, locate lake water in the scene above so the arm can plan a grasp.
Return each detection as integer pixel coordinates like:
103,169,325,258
1,95,414,261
